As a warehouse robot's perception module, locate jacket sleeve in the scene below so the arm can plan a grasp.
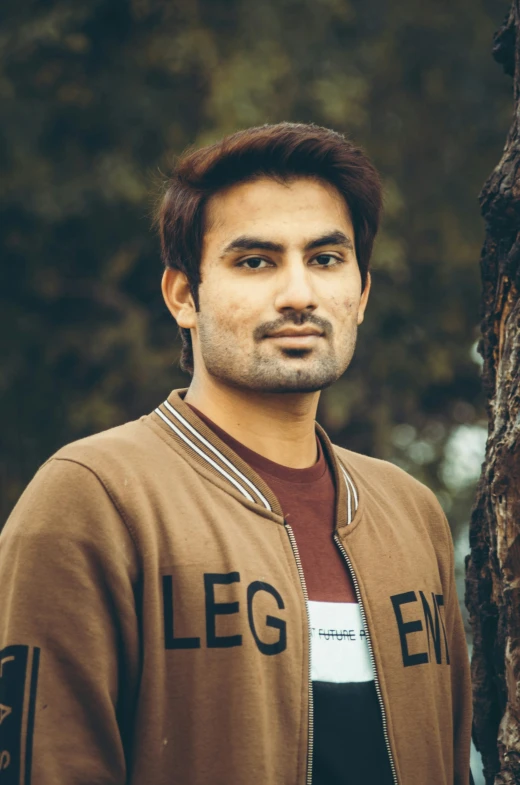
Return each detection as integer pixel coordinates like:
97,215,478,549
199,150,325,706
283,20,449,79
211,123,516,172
0,457,140,785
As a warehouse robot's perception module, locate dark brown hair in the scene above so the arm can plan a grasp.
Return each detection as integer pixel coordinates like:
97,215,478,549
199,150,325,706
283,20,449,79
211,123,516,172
157,122,383,373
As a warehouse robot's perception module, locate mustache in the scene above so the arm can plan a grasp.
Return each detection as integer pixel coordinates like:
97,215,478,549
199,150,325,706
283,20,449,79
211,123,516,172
254,312,333,341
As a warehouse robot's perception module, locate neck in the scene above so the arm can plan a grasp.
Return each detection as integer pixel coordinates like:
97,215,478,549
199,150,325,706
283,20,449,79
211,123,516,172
184,373,320,469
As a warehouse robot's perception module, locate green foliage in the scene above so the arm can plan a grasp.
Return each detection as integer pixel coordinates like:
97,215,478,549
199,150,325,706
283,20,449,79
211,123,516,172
0,0,511,527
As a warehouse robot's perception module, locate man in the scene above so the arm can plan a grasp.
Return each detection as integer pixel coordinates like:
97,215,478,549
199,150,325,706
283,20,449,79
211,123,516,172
0,123,472,784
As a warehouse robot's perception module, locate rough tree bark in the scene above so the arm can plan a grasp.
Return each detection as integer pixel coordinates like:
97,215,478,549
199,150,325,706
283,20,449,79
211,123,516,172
465,3,520,783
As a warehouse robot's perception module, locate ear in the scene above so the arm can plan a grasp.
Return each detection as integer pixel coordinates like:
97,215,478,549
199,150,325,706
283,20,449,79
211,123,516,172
357,271,371,325
161,268,197,328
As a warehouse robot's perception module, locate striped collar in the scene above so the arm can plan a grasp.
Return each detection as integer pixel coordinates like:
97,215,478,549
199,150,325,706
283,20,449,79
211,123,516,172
152,389,359,526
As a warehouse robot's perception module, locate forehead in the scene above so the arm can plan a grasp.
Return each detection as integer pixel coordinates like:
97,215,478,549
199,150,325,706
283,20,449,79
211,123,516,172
203,176,353,247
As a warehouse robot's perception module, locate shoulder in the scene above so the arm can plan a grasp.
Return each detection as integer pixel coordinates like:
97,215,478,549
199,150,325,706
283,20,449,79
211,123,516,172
2,443,140,572
334,444,438,505
333,444,452,548
51,415,159,468
2,416,166,546
43,413,180,490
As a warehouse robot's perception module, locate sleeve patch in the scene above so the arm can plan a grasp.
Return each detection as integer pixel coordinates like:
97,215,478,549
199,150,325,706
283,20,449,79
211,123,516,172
0,645,40,784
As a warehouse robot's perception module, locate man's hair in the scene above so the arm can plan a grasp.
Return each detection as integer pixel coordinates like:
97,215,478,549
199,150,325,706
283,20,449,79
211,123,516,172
156,122,383,374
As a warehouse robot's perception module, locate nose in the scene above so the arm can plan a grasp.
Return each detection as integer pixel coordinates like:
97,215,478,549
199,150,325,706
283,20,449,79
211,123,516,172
273,259,318,315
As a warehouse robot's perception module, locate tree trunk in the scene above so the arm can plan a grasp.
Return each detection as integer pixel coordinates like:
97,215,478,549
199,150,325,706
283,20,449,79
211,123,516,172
465,4,520,783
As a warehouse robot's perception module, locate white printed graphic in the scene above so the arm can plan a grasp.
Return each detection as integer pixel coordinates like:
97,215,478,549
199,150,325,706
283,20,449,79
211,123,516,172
309,601,375,684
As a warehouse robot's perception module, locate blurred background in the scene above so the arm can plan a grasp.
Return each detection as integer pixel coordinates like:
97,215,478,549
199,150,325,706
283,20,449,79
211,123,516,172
0,2,513,774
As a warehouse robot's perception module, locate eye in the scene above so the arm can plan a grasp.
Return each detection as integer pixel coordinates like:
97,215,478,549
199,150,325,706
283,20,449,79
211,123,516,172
237,257,271,270
311,254,343,267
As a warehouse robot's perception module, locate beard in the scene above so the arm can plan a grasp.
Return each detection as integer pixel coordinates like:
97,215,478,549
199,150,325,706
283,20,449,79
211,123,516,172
196,311,358,394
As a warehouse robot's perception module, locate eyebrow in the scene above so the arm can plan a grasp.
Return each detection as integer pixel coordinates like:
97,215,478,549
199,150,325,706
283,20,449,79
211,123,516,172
220,230,354,258
305,231,354,252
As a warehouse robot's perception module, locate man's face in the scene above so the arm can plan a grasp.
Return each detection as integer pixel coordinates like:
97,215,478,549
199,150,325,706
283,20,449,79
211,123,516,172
189,176,370,393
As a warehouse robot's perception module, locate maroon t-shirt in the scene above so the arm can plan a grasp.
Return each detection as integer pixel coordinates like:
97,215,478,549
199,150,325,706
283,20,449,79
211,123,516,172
187,405,394,785
187,406,354,601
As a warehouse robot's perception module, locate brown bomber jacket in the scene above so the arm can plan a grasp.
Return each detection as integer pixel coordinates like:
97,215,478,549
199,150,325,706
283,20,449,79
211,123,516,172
0,389,472,785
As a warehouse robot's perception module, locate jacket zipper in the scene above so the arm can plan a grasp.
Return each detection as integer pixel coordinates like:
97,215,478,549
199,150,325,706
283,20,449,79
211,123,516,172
334,533,399,785
285,522,314,785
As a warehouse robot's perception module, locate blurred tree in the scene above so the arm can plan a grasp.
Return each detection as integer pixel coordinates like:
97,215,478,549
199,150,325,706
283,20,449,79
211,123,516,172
0,0,511,526
466,3,520,782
